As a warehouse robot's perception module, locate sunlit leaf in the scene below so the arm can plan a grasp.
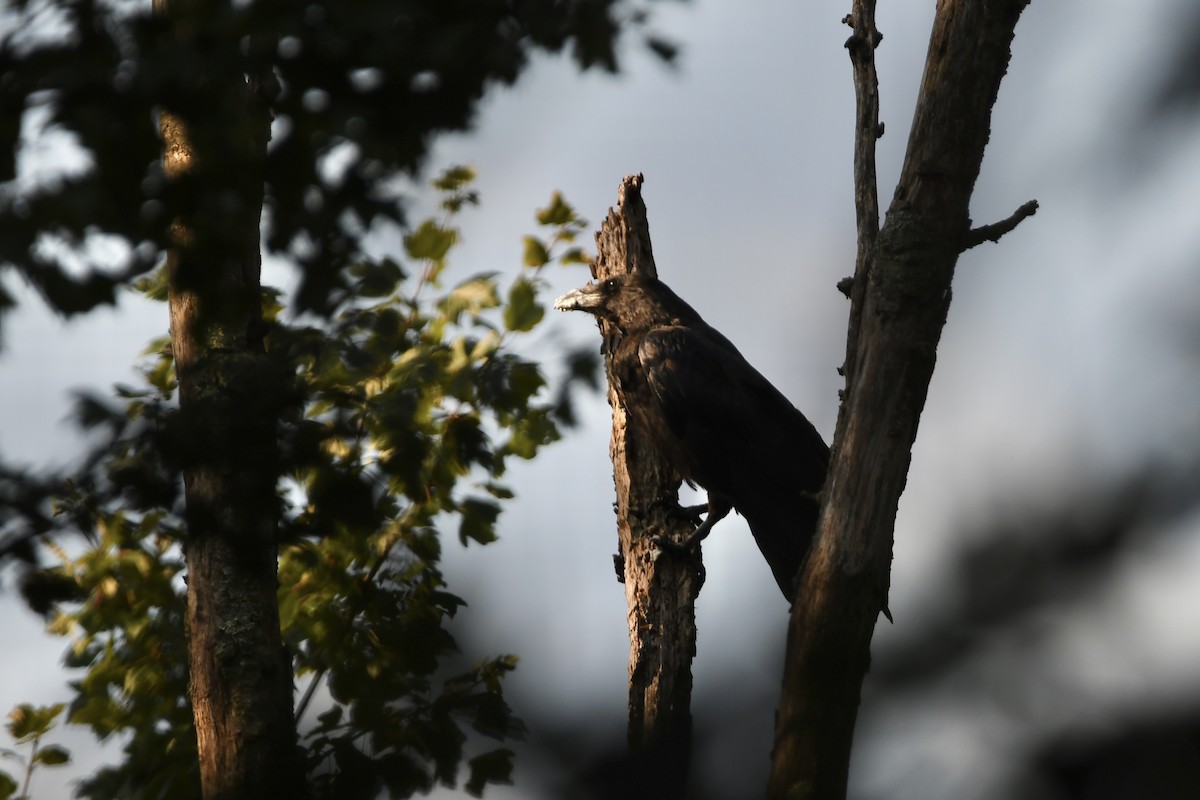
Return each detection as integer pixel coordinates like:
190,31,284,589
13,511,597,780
131,266,170,303
440,275,500,323
535,192,575,226
6,704,64,743
559,247,592,266
503,278,544,333
432,165,476,193
404,220,456,264
521,236,549,268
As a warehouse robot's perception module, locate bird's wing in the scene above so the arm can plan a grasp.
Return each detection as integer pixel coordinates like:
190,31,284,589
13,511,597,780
637,325,735,441
637,323,830,599
637,325,820,486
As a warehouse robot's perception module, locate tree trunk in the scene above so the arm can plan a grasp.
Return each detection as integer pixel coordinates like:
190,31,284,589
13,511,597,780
591,174,702,799
155,2,304,798
769,2,1036,798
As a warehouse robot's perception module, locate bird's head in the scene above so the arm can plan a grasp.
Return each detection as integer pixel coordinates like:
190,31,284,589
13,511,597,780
554,273,696,331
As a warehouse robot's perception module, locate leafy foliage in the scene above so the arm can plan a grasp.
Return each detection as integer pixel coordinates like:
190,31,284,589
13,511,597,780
12,174,598,798
1,1,645,796
0,0,677,327
0,703,71,800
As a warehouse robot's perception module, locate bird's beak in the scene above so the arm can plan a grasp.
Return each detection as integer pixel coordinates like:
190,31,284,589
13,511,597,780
553,283,604,313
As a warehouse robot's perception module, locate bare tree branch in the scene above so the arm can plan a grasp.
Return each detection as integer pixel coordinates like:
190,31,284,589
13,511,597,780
963,199,1040,250
770,2,1035,797
838,2,882,387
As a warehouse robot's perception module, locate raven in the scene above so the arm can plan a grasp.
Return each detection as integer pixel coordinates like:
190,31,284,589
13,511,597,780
554,273,830,600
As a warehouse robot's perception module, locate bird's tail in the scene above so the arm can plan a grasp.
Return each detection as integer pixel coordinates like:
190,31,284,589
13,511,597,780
743,497,821,601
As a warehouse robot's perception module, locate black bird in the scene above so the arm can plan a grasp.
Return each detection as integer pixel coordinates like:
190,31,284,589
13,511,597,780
554,273,830,600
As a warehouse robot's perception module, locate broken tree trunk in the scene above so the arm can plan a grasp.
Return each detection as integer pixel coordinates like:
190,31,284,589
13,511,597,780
591,174,703,799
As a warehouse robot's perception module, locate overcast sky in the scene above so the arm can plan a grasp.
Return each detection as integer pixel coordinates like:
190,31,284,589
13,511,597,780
3,1,1199,798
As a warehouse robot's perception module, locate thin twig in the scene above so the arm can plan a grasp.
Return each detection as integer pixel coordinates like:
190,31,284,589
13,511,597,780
20,738,38,800
962,199,1039,250
840,2,882,391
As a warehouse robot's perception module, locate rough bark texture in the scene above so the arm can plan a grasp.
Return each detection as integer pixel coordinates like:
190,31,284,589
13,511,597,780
592,174,702,799
769,2,1035,798
155,2,303,798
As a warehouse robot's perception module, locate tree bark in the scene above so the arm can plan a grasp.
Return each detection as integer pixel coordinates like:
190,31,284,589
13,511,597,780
591,174,702,799
155,2,304,798
769,2,1035,798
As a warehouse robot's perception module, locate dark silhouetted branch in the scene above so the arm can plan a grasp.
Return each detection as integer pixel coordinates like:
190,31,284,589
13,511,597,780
770,1,1035,797
963,199,1040,250
839,3,882,390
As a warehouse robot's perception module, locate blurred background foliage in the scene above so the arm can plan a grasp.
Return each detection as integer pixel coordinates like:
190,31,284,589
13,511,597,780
2,171,605,798
0,0,676,323
0,0,673,795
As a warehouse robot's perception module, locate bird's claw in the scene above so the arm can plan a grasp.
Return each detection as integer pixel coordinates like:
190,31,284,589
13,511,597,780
652,532,698,555
671,503,706,526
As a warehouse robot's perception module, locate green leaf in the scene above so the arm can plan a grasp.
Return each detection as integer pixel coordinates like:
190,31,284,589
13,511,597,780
535,192,575,226
350,258,406,298
559,246,591,266
470,330,500,362
442,189,481,214
66,692,122,739
431,164,481,211
521,236,549,268
0,770,17,800
33,744,70,766
404,220,456,263
502,278,544,333
482,482,514,500
465,748,515,796
72,394,121,431
440,275,500,323
442,414,490,472
131,265,169,302
506,362,547,406
145,356,176,396
645,35,680,64
430,589,467,618
458,498,501,547
277,585,300,631
432,165,476,193
315,705,343,730
6,704,64,742
469,692,519,740
503,408,559,460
